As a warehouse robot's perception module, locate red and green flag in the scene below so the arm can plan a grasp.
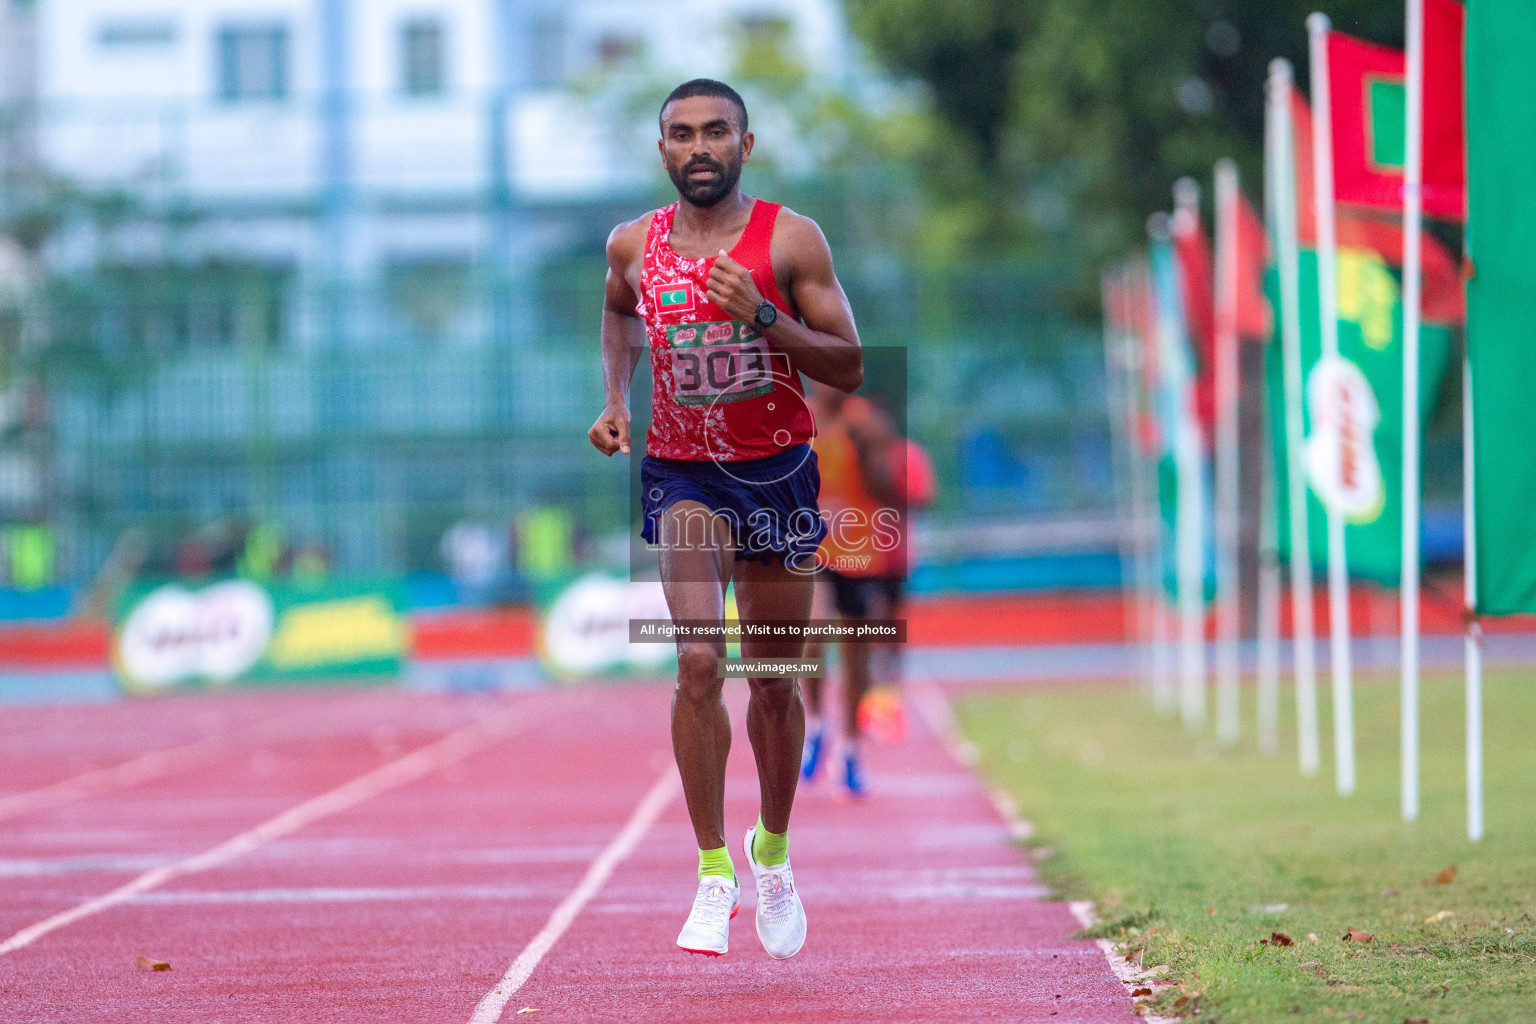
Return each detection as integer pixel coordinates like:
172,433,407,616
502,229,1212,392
1173,201,1217,433
1324,0,1466,221
1233,191,1272,342
1267,91,1460,582
652,283,695,314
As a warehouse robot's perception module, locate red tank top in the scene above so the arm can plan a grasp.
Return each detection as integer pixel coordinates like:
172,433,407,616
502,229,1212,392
637,198,814,461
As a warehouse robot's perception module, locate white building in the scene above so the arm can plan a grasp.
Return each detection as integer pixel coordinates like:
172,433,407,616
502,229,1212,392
21,0,865,578
34,0,855,285
1,0,39,196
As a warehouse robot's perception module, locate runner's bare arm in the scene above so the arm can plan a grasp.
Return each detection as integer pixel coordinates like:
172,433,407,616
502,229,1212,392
705,211,862,393
589,218,650,456
846,402,901,507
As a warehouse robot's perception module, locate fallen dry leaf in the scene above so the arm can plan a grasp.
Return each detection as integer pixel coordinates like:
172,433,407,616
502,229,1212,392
1307,933,1320,942
133,955,170,971
1270,932,1295,947
1429,865,1457,886
1131,987,1152,997
1343,927,1374,943
1298,960,1322,969
1404,1018,1430,1023
1426,910,1454,924
1380,888,1400,897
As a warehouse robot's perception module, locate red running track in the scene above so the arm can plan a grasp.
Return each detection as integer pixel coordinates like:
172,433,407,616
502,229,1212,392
0,683,1137,1023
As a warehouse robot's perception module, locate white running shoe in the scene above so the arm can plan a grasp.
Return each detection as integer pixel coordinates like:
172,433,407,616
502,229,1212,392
676,874,740,956
742,825,807,960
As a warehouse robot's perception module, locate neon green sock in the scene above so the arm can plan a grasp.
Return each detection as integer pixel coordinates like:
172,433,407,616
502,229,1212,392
752,816,788,867
698,845,735,882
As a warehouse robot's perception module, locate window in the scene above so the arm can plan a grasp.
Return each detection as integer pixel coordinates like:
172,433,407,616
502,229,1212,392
740,14,792,47
216,26,288,102
401,19,445,96
529,14,565,87
595,33,642,70
98,21,178,47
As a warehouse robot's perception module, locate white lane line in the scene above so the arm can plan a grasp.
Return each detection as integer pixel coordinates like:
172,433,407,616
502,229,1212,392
0,855,174,877
909,682,1035,841
914,683,1180,1023
468,767,680,1024
0,696,400,824
0,732,233,824
0,700,541,957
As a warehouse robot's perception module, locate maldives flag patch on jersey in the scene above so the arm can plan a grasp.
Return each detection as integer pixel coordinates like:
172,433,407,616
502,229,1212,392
652,282,695,314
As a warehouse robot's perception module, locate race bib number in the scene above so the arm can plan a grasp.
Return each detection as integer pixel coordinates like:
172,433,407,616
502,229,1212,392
666,320,777,406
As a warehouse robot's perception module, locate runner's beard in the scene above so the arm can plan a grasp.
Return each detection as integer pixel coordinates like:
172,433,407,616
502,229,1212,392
669,153,742,208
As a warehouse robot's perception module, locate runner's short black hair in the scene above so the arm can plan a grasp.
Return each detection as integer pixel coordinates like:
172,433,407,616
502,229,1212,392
660,79,748,133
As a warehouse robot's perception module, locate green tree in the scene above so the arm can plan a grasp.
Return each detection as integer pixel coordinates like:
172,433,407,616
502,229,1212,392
845,0,1406,269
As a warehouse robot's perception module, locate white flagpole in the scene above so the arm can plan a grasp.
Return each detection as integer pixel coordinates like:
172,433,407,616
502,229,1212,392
1171,189,1210,734
1155,205,1209,733
1175,376,1209,735
1400,0,1426,824
1102,268,1145,696
1213,159,1243,744
1140,260,1178,717
1152,572,1176,715
1308,13,1357,796
1126,264,1162,708
1268,58,1320,776
1256,403,1283,755
1255,115,1281,754
1464,361,1484,841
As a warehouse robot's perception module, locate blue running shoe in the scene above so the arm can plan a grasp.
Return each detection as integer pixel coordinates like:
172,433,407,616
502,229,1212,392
800,725,825,781
840,750,868,800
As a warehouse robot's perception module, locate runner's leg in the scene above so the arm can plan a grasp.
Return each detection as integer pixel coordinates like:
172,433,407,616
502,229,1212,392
733,556,813,835
798,574,836,779
840,622,872,742
836,579,874,744
659,501,735,853
799,574,834,717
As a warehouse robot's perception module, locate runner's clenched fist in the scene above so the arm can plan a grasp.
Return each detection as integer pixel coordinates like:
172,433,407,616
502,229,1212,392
705,251,766,323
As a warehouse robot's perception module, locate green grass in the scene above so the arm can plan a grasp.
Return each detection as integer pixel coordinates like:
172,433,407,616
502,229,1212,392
954,670,1536,1023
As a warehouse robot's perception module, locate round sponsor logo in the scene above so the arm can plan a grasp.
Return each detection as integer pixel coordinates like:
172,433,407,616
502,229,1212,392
540,574,674,679
117,580,275,690
673,326,698,345
1305,354,1385,523
704,323,734,344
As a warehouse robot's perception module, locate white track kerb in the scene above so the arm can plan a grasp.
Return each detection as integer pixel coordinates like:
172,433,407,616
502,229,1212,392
468,767,681,1024
904,684,1173,1022
0,700,548,957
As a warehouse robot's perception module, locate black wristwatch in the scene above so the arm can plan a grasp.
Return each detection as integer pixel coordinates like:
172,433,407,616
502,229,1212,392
752,301,778,330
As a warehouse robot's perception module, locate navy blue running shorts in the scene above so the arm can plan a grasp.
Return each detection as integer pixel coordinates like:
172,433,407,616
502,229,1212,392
640,444,827,569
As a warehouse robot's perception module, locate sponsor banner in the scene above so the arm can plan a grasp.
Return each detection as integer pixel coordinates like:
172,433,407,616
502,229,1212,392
538,573,678,680
1468,0,1536,613
1265,248,1453,582
114,579,405,692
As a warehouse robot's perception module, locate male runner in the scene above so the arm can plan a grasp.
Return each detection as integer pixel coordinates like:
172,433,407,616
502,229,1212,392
799,383,899,800
587,79,863,959
862,433,937,740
